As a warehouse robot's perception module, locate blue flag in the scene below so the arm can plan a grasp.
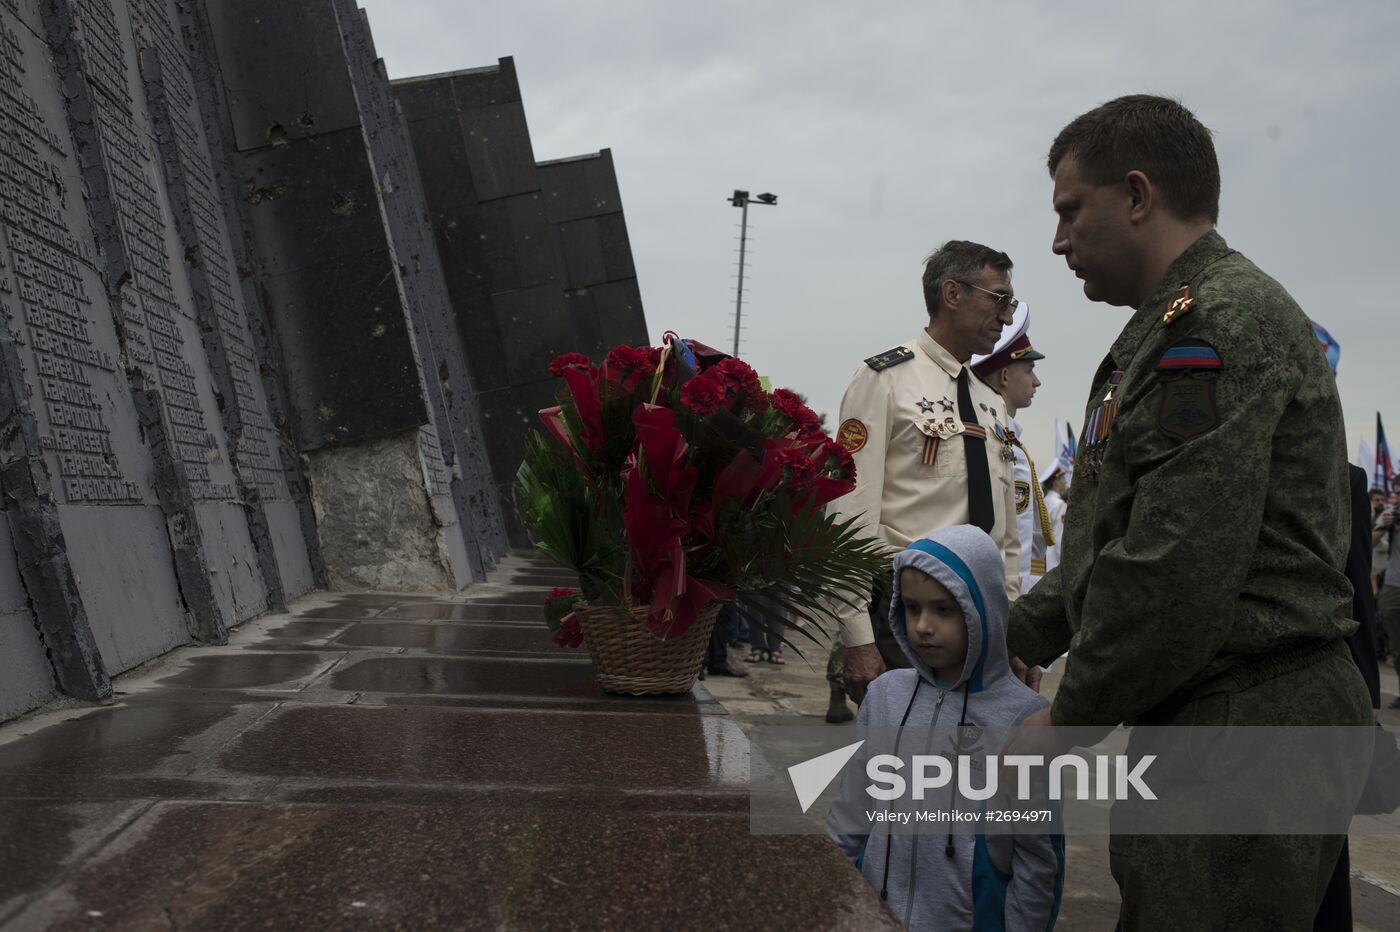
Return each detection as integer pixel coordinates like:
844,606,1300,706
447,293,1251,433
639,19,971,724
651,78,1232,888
1310,319,1340,376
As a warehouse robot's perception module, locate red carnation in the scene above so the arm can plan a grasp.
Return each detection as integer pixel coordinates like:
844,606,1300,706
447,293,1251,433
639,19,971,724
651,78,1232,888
710,358,762,400
822,439,856,480
776,446,818,484
771,388,820,432
604,345,661,390
546,587,576,603
680,375,726,417
606,345,658,373
548,352,594,377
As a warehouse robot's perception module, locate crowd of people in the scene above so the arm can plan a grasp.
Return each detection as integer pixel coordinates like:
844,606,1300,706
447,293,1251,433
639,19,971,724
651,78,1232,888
752,94,1390,931
1371,481,1400,707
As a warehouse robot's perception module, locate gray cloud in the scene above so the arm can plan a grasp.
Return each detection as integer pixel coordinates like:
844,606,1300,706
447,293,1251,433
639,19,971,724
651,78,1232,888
359,0,1400,468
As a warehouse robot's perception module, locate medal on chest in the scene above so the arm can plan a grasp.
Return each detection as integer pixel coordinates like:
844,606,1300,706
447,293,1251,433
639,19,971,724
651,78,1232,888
916,415,964,466
992,422,1017,463
1079,370,1124,481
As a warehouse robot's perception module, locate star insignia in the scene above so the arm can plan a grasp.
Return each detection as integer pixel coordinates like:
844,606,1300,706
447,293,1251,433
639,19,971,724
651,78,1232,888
939,397,955,412
917,397,936,413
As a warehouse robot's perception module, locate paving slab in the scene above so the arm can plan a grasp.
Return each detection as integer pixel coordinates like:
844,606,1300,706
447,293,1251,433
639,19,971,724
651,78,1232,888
5,802,895,932
0,564,898,930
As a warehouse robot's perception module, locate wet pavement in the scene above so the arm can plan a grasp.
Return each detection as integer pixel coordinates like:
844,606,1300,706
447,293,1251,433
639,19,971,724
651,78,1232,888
0,556,898,931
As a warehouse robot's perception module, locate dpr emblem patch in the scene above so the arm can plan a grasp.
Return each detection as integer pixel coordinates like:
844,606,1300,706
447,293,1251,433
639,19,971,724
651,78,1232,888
1155,339,1222,441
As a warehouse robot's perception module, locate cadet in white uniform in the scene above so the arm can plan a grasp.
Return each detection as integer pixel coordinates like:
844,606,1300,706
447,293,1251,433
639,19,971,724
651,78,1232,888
971,304,1054,594
1039,462,1068,572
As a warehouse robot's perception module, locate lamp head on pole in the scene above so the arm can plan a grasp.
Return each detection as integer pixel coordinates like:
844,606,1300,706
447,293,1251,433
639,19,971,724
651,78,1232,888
754,192,778,205
729,189,749,207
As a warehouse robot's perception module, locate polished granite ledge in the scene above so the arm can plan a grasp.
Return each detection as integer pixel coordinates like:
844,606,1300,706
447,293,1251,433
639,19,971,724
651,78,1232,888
5,802,899,931
0,558,896,930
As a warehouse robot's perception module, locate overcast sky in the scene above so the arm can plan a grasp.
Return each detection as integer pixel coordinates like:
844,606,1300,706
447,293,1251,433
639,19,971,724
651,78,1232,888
358,0,1398,472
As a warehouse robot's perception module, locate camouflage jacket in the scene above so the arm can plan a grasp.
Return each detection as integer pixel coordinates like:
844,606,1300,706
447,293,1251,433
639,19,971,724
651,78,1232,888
1007,230,1355,727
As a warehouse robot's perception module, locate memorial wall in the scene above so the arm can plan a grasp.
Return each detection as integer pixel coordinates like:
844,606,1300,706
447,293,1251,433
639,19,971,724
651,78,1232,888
395,60,648,545
0,0,648,721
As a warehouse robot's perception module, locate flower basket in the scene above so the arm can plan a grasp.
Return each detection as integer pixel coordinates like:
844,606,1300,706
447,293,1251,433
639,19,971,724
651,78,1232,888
521,334,891,687
576,600,722,695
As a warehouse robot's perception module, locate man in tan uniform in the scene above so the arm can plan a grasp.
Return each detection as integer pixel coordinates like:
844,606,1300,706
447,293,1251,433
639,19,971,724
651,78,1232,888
831,240,1021,702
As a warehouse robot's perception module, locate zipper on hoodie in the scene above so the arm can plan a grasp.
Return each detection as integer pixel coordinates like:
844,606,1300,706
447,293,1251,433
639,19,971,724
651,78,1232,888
931,687,947,724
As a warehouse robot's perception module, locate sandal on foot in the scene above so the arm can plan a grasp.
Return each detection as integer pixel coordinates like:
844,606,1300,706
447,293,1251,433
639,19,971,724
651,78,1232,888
767,651,786,665
745,649,767,663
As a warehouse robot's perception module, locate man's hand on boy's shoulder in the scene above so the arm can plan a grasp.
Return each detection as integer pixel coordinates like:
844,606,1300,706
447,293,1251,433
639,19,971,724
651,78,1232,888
1010,655,1042,692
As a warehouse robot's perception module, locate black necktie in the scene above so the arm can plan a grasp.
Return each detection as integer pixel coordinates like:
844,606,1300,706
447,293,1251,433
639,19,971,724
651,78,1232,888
957,368,995,532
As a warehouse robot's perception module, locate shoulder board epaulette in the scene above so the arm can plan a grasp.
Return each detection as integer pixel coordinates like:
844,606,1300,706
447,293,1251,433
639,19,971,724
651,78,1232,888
1162,283,1197,326
864,346,914,372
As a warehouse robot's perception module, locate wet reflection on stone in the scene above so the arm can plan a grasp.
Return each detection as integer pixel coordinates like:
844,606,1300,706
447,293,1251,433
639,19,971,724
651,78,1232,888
329,656,594,696
372,602,545,622
294,600,391,619
6,802,899,931
0,703,266,777
259,620,355,642
218,705,748,790
505,573,578,588
701,713,751,785
331,622,557,653
0,800,148,918
158,654,332,690
458,592,552,606
0,774,252,802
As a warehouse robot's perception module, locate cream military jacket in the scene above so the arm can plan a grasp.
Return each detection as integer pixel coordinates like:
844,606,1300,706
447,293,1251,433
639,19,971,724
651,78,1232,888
1007,415,1057,594
831,329,1020,647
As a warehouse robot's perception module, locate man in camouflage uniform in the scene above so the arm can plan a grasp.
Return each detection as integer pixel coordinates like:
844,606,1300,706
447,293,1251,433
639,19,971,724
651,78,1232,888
1007,95,1372,930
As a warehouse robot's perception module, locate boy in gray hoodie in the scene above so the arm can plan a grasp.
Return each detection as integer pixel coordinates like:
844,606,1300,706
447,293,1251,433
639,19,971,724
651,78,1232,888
827,524,1064,930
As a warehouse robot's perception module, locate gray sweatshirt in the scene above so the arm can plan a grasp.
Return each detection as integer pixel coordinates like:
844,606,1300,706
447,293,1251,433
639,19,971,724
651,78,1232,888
828,524,1064,931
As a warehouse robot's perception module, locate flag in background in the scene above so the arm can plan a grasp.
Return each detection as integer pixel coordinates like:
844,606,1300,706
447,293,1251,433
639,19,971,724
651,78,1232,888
1377,414,1394,495
1358,437,1376,480
1058,421,1076,486
1310,319,1341,377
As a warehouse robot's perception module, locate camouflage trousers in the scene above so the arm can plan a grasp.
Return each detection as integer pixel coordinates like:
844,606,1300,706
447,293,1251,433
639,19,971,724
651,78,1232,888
1111,644,1373,931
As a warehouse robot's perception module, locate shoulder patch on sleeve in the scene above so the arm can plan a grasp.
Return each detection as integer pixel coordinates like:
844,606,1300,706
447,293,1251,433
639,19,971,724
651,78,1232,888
1155,338,1222,371
864,346,914,371
1156,339,1221,440
837,418,869,453
1015,480,1030,514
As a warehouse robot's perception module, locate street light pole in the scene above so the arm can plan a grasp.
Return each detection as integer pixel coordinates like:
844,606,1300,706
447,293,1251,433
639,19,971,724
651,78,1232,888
728,190,777,358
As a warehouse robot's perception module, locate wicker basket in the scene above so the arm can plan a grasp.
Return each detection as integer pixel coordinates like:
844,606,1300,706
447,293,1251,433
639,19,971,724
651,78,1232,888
575,601,723,695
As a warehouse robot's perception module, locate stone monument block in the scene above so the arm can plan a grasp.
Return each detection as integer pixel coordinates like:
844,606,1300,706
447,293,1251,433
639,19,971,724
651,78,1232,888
395,60,648,546
0,0,322,717
197,0,505,588
536,149,649,352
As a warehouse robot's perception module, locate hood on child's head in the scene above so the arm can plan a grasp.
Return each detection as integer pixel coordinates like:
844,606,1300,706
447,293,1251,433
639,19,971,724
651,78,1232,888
888,524,1011,692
